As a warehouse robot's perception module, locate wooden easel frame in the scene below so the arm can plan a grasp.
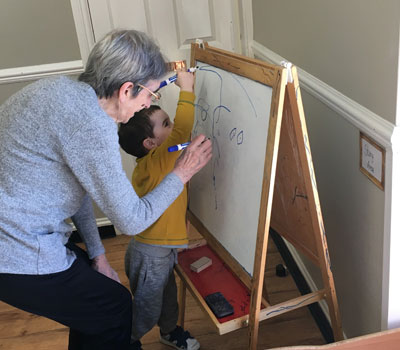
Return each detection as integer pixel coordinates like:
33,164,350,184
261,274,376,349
176,43,343,350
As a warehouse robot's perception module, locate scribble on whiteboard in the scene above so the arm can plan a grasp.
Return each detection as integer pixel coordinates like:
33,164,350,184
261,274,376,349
230,73,258,118
229,128,244,145
193,64,258,210
237,130,244,145
229,128,236,140
189,60,273,275
197,98,210,121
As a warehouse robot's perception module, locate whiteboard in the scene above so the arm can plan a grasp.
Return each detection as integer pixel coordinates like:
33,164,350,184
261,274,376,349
189,62,273,274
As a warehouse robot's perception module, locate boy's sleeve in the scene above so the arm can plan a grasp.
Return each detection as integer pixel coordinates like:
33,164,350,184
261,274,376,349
154,90,196,168
169,90,196,143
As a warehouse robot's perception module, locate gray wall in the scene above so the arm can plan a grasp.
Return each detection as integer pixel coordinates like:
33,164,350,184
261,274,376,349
0,0,80,105
0,1,106,220
254,0,399,124
253,0,399,338
0,0,80,70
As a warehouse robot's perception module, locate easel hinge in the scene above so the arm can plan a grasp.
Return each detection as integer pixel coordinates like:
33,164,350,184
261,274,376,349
195,38,205,49
280,61,293,84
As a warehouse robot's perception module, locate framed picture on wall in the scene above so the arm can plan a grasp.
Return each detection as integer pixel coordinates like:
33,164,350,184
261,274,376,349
359,132,385,190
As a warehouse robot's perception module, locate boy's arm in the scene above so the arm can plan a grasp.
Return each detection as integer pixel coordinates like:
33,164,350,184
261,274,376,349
153,91,195,171
169,90,196,144
165,70,195,146
154,71,196,164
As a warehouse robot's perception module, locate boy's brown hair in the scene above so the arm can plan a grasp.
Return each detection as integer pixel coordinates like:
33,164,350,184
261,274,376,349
118,105,161,158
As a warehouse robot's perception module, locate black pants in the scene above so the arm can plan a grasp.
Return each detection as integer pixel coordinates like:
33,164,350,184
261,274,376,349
0,243,132,350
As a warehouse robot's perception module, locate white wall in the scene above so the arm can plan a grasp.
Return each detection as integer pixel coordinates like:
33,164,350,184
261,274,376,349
252,0,400,338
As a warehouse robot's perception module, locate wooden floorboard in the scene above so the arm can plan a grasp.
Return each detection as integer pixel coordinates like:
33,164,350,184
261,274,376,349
0,233,326,349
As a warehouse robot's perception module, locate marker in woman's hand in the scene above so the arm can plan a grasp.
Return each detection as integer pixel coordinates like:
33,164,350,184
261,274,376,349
168,142,191,152
168,137,210,152
159,67,198,89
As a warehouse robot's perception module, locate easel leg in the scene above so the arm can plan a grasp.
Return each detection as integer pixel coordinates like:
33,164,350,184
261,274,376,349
177,275,187,327
263,279,271,305
248,228,271,349
325,287,344,340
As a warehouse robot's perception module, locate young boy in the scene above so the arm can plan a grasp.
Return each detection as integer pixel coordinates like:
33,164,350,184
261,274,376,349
118,71,200,350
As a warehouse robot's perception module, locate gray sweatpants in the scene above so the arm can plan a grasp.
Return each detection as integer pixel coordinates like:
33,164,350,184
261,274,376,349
125,240,179,342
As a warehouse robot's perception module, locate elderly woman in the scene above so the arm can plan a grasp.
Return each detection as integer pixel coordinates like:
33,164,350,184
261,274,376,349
0,30,211,350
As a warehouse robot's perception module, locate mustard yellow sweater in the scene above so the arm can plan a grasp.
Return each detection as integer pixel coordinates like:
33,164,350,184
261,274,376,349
132,91,195,246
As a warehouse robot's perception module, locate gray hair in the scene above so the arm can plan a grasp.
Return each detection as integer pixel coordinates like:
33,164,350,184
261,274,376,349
78,29,166,98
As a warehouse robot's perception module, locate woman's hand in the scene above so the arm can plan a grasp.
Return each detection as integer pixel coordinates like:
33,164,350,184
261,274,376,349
172,134,212,184
92,253,121,283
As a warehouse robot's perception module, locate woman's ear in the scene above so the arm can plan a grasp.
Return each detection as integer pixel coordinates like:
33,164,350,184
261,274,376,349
118,82,134,102
143,137,157,150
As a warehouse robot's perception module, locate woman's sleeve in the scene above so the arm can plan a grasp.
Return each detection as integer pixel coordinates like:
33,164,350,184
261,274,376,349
62,122,184,236
71,193,105,259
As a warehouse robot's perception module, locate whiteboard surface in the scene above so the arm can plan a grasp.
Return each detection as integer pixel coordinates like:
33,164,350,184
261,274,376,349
189,62,273,274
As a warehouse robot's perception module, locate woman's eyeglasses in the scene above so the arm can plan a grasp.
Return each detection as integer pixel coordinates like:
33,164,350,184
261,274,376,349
137,84,161,102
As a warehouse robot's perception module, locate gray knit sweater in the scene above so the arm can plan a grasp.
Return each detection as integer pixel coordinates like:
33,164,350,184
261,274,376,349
0,76,183,275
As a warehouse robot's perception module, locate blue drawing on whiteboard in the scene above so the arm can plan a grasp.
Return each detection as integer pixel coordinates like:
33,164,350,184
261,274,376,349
212,161,218,210
231,74,258,118
196,98,210,121
237,130,244,145
229,128,244,145
229,128,236,140
193,64,257,210
214,105,230,124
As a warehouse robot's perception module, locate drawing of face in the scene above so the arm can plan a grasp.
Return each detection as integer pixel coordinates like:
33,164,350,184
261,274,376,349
150,109,173,146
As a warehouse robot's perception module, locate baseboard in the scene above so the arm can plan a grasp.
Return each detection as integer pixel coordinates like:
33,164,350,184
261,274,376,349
270,229,334,343
70,224,116,244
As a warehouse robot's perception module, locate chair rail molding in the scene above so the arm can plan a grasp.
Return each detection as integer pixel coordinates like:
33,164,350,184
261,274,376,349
0,61,84,85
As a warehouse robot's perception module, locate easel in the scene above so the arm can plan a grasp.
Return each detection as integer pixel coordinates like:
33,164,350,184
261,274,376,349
175,43,343,350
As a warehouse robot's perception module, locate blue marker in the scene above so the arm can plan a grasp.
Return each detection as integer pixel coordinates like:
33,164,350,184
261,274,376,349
159,67,198,89
168,142,191,152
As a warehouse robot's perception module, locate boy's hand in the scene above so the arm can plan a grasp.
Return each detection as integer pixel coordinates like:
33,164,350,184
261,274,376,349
175,70,195,93
172,134,212,184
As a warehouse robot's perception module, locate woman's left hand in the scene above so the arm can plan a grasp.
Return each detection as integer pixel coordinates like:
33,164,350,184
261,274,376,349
92,253,121,283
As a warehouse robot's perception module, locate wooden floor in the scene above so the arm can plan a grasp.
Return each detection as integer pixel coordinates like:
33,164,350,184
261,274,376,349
0,233,326,350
